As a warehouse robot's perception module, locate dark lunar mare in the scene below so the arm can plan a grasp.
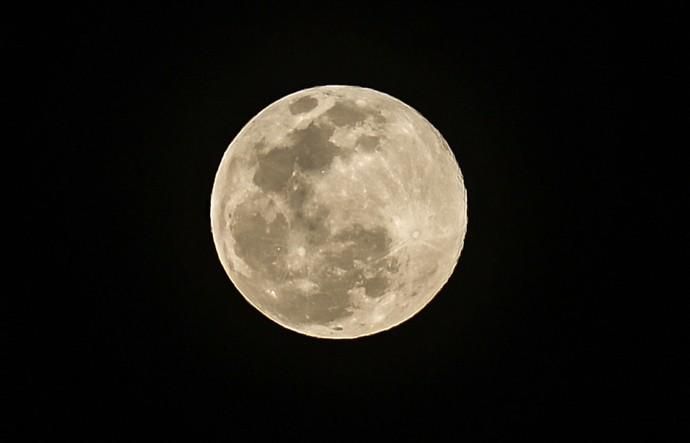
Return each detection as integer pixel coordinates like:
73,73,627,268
231,112,399,326
230,199,288,278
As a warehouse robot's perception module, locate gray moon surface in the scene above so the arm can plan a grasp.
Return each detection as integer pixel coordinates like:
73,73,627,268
210,85,468,339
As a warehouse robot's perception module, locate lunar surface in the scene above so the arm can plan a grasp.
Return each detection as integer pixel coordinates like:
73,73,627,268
210,85,467,339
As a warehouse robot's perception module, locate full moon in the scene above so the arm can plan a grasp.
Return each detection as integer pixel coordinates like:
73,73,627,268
210,85,468,339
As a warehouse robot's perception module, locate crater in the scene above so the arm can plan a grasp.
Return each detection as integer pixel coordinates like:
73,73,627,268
288,95,319,114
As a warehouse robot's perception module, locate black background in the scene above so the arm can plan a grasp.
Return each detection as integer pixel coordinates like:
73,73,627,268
12,3,682,440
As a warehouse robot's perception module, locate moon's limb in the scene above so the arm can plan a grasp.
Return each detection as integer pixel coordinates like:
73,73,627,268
210,85,468,339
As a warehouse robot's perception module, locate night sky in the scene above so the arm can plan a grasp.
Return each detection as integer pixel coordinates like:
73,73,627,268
13,3,680,440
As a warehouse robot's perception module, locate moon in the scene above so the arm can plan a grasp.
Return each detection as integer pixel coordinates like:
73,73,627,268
210,85,468,339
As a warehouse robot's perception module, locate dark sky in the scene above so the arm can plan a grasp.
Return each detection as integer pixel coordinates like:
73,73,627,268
12,3,681,440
